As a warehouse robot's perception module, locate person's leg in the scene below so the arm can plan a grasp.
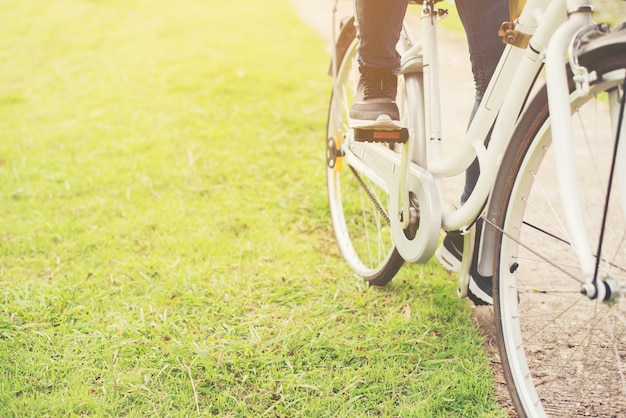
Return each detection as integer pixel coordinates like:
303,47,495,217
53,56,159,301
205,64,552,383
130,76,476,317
456,0,508,203
354,0,408,70
350,0,408,130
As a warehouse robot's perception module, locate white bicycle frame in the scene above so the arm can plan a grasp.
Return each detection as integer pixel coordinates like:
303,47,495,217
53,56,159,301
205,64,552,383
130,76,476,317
334,0,615,284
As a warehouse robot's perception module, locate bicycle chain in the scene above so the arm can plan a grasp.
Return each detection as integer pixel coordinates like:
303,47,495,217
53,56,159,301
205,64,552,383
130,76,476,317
349,165,391,226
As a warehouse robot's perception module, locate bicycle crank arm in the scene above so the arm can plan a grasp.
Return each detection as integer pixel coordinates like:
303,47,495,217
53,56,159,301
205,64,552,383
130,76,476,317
345,142,441,263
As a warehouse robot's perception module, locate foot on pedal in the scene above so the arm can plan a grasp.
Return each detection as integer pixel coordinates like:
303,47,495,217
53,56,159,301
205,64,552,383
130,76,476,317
354,126,409,143
349,67,402,135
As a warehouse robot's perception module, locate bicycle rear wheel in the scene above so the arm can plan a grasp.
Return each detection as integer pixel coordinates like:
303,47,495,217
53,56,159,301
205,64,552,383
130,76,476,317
326,20,409,286
492,29,626,417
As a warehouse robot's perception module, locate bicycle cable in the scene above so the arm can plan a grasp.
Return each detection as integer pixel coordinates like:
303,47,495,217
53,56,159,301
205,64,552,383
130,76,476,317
593,80,626,284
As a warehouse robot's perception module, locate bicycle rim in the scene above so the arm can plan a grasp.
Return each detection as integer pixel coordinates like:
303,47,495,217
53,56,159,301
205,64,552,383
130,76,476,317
494,52,626,416
326,35,404,285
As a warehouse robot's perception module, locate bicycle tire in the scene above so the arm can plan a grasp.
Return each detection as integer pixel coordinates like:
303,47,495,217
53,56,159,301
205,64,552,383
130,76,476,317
326,20,407,286
490,27,626,417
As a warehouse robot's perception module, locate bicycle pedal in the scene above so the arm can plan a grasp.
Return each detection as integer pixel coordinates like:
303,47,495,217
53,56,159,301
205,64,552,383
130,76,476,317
354,128,409,143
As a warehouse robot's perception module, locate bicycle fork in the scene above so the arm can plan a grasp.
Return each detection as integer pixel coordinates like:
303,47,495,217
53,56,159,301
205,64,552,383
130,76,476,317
546,0,626,300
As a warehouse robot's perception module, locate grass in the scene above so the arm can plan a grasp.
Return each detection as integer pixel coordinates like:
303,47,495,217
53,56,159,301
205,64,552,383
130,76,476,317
0,0,508,416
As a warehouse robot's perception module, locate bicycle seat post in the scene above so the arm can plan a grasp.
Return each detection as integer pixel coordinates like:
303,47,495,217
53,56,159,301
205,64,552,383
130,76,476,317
419,0,447,170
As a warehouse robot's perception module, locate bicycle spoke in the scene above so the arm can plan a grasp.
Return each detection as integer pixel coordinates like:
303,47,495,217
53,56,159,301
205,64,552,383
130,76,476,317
494,50,626,416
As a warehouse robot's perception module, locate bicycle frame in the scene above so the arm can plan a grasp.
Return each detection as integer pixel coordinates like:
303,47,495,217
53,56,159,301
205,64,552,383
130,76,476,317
328,2,626,413
333,0,601,272
426,0,596,231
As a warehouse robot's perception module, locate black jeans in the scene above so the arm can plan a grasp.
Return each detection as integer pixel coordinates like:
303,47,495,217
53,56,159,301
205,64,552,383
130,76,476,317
354,0,509,203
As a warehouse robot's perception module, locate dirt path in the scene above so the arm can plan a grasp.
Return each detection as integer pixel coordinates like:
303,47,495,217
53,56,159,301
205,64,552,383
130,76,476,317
290,0,515,414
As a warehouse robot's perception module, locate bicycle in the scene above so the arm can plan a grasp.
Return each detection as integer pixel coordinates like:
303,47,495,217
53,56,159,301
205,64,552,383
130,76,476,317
325,0,626,416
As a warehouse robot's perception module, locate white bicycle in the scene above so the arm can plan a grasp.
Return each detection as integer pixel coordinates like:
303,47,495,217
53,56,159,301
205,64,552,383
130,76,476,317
326,0,626,416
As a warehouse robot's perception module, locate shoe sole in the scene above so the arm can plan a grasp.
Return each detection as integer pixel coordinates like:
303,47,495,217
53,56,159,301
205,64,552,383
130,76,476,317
349,114,402,130
468,278,493,305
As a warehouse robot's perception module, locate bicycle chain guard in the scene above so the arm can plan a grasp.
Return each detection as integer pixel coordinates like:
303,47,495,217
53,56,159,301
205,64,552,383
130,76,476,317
388,167,441,263
347,141,441,263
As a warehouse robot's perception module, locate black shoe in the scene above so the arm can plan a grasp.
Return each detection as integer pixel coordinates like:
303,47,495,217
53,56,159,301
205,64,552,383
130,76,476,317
467,267,493,306
349,67,401,131
435,223,493,306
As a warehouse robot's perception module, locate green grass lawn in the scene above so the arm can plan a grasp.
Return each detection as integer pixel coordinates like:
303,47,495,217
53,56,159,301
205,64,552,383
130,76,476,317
0,0,508,415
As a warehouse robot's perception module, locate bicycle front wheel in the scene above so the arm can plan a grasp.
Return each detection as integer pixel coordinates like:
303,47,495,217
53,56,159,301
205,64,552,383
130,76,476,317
492,30,626,417
326,19,408,286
